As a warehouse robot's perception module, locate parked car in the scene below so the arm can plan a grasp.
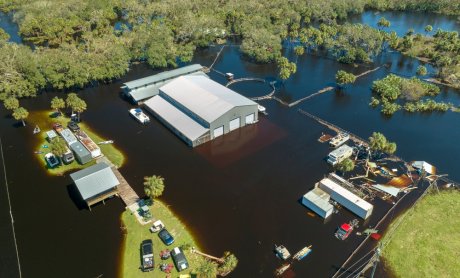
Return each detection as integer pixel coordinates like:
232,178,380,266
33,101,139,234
149,220,165,233
140,239,154,272
44,153,60,168
61,148,75,164
158,228,175,246
171,247,189,271
67,121,80,132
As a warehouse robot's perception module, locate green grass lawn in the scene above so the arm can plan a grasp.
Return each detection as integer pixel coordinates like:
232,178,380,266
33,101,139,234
382,191,460,277
121,200,206,278
30,110,125,175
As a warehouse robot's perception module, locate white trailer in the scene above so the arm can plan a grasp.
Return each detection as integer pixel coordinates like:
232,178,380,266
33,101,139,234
301,187,334,219
327,144,353,166
318,178,373,219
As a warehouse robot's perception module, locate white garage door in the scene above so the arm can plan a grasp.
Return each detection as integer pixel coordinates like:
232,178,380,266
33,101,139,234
229,117,240,131
245,113,255,124
213,126,224,138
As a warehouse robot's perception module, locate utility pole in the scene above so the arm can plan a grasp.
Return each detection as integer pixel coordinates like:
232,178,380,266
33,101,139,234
370,247,381,278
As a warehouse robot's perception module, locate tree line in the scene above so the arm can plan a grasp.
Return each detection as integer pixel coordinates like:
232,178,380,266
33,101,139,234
1,0,460,100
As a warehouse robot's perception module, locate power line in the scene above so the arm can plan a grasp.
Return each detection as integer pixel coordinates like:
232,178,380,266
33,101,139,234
0,136,22,278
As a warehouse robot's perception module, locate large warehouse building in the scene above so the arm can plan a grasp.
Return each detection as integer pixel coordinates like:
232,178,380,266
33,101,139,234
144,75,258,147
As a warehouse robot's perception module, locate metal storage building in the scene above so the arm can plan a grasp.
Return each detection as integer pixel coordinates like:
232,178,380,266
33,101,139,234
69,141,92,164
144,75,258,147
318,177,373,219
70,162,119,209
301,187,334,218
121,64,206,104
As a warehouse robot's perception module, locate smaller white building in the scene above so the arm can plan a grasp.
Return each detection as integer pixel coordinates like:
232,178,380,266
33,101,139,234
327,144,353,165
301,187,334,219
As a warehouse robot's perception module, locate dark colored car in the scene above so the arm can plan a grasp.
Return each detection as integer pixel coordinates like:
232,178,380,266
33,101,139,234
171,247,189,271
158,228,175,246
67,121,80,132
141,239,154,272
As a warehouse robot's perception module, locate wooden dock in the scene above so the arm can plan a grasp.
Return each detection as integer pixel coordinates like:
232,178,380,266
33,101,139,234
96,157,139,207
113,167,139,207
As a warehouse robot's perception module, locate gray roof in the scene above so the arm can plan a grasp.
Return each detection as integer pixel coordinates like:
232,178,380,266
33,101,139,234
122,64,203,90
159,75,257,123
69,141,91,157
128,71,208,102
144,96,209,141
60,129,78,145
70,162,119,200
303,187,333,212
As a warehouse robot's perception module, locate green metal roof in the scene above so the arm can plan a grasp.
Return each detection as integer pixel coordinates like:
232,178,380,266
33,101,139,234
70,162,119,200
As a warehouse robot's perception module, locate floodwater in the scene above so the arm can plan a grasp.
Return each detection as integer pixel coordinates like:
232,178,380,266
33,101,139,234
0,10,459,278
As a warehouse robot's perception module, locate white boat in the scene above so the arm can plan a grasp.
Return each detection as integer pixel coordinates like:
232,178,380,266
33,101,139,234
329,132,350,148
98,140,114,145
258,105,267,115
275,244,291,260
129,108,150,124
292,245,312,260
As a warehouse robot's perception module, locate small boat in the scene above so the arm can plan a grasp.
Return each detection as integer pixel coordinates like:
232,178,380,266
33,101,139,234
275,263,291,276
275,244,291,260
33,125,41,134
329,132,350,148
98,140,114,145
292,245,312,261
129,108,150,124
258,105,268,115
34,151,43,154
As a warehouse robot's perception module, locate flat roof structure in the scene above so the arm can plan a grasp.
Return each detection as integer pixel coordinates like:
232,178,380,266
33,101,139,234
122,64,205,103
318,178,373,219
144,74,258,147
302,187,334,219
46,130,57,140
69,142,92,164
60,128,78,145
328,144,353,158
70,162,119,209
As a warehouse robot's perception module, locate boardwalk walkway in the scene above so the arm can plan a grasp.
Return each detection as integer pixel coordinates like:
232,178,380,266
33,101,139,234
298,109,369,147
225,77,265,87
96,157,139,207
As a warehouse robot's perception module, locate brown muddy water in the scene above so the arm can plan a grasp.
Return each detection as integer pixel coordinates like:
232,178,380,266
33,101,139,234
1,11,460,278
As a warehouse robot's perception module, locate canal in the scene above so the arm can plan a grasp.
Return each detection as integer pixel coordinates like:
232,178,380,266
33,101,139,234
0,10,459,278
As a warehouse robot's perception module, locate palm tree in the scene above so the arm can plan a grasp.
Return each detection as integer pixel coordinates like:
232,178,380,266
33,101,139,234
12,107,29,126
73,98,87,122
51,96,65,116
195,259,218,278
50,137,68,157
143,175,165,199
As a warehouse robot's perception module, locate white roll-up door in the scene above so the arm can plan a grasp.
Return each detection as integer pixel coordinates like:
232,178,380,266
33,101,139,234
213,126,224,138
229,117,240,131
245,113,255,124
